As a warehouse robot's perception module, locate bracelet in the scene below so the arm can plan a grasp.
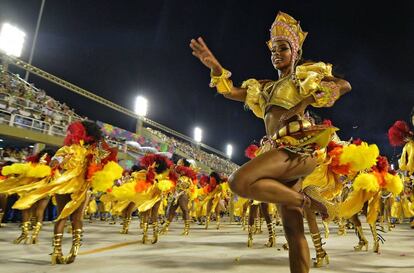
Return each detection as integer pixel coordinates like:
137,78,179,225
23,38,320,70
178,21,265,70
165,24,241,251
209,68,233,95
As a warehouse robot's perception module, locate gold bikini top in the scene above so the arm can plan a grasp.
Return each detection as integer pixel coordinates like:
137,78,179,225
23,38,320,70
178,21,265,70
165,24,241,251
243,62,333,119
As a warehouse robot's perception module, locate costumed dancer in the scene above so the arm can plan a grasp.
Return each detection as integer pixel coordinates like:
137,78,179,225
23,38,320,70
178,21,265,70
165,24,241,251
0,148,56,244
190,11,352,273
161,158,197,235
339,155,403,253
11,121,122,264
129,154,174,244
302,138,379,265
201,172,229,230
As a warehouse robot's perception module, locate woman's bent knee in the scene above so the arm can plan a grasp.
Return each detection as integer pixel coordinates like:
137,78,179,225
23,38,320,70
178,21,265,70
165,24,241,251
228,172,248,197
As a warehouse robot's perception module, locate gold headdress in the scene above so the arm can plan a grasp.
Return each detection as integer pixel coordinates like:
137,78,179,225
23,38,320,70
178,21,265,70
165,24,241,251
268,11,308,62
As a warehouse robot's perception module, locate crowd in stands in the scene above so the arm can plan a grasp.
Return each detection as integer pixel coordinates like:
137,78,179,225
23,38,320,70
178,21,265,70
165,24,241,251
0,146,33,164
0,68,82,135
0,67,239,175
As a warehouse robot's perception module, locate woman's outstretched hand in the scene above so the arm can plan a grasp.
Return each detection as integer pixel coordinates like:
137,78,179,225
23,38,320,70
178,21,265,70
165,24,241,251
190,37,222,76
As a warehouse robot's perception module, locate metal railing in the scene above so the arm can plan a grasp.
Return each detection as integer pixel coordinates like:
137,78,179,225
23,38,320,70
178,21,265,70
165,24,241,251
0,54,231,160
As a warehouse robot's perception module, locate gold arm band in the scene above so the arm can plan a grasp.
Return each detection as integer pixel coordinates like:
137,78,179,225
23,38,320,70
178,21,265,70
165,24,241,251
209,68,233,95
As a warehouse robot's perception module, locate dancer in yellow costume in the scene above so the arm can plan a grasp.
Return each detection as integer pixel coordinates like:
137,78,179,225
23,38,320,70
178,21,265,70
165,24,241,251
11,121,122,264
113,154,174,244
191,11,352,273
0,148,55,244
161,158,198,235
340,155,403,253
200,172,229,230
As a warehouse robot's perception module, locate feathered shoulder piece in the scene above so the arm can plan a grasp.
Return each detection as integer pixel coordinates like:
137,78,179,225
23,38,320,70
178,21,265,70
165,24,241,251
388,120,413,147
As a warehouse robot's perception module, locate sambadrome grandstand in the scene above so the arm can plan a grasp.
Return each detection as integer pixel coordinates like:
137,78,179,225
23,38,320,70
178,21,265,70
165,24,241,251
0,53,239,175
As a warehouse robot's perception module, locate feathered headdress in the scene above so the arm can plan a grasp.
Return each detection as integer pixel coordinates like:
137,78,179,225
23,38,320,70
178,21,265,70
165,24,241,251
64,121,94,146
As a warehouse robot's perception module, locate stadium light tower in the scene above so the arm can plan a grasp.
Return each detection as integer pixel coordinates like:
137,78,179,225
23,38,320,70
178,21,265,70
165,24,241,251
194,127,202,143
226,144,233,159
134,95,148,135
0,23,26,57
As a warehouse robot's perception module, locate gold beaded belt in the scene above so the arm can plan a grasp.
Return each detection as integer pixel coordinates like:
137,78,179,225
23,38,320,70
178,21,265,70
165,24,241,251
276,120,312,138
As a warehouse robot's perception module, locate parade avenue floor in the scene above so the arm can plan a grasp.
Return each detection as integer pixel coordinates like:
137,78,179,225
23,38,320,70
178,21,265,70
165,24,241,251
0,219,413,273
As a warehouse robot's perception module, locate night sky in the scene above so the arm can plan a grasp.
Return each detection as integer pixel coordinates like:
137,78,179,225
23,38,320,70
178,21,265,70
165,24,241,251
1,0,413,165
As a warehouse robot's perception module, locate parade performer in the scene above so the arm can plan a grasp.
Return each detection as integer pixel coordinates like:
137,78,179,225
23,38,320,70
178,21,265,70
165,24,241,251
200,172,229,230
340,155,403,253
190,11,352,273
10,121,122,264
0,148,55,244
161,158,197,235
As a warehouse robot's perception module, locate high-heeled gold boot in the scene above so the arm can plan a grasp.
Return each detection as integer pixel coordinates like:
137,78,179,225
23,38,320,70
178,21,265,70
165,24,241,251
311,232,329,267
142,223,148,244
354,225,368,251
120,217,131,234
51,233,66,265
65,229,83,264
205,213,211,230
303,186,337,222
30,222,42,244
254,218,262,234
242,215,247,230
337,220,346,236
216,215,221,230
247,225,253,247
370,224,380,253
160,220,170,235
29,216,37,230
0,212,5,227
264,222,275,247
182,220,190,236
152,222,159,244
322,221,329,238
14,221,31,244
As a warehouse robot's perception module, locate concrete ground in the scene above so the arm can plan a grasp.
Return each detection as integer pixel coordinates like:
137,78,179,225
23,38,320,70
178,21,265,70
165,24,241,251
0,218,413,273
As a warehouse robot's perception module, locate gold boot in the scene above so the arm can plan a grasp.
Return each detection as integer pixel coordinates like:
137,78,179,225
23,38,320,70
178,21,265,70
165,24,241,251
205,213,211,229
216,215,221,230
337,219,346,236
322,221,329,239
120,217,131,234
247,225,253,247
182,220,190,236
242,215,247,230
311,233,329,268
152,222,159,244
65,229,83,264
142,223,148,244
0,212,5,227
254,218,261,234
264,222,275,247
354,225,368,251
160,220,170,235
51,233,66,265
303,186,337,222
370,224,380,253
14,221,31,244
30,222,42,244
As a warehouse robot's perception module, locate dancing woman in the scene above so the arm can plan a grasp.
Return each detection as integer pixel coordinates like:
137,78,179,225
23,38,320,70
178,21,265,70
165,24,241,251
12,121,121,264
190,12,351,273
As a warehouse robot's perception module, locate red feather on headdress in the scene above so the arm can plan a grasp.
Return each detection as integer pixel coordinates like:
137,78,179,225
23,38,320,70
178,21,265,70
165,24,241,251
245,144,259,159
388,120,412,147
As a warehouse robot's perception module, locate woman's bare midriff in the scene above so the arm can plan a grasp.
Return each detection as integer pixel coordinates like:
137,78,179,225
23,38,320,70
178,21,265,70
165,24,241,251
264,105,302,137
